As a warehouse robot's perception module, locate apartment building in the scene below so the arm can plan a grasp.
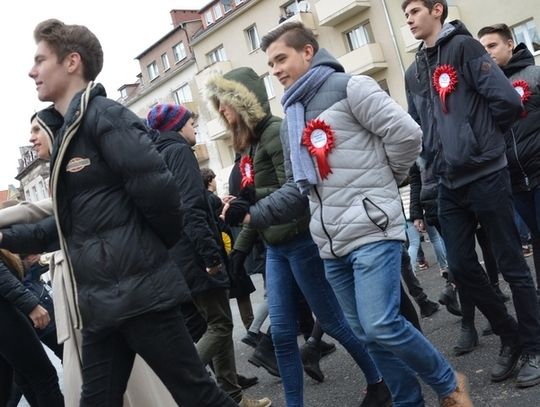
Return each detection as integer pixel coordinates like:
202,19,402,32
118,0,540,193
15,146,49,202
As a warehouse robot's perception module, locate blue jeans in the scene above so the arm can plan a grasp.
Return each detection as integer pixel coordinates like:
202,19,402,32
406,221,448,271
324,240,456,407
266,232,380,407
439,169,540,352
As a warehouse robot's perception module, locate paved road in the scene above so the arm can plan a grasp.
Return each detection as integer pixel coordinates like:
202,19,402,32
22,243,540,406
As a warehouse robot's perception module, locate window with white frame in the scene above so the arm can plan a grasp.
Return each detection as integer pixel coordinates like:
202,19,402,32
262,74,275,99
205,11,214,25
345,22,373,52
207,45,227,65
161,53,170,70
246,25,260,51
173,42,187,62
283,1,299,17
213,4,223,19
120,87,128,99
512,20,540,54
173,84,193,104
147,61,159,81
234,0,243,5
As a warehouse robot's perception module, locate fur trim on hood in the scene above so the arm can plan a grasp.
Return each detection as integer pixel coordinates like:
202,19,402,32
205,67,269,131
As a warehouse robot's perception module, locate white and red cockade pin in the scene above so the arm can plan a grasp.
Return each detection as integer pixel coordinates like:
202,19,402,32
433,64,458,114
513,79,531,117
240,155,255,188
302,118,335,180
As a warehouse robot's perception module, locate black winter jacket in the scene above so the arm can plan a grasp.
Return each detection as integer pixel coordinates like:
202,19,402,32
405,20,523,189
150,130,229,296
3,84,190,333
501,43,540,192
0,259,39,316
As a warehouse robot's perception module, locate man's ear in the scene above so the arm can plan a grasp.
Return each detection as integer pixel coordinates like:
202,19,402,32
432,2,444,20
65,52,83,75
303,43,315,62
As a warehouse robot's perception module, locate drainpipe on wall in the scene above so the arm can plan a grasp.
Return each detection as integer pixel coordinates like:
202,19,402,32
381,0,406,77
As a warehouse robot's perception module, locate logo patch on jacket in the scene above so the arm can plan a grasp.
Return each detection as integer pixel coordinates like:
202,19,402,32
66,157,91,173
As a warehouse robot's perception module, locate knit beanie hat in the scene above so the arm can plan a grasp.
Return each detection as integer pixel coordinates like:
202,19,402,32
146,103,192,133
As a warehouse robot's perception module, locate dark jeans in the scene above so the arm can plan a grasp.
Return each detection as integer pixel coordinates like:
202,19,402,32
80,306,237,407
439,169,540,352
0,299,64,407
514,185,540,288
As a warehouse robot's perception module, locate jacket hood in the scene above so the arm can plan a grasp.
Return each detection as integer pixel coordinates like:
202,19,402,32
418,20,472,52
502,43,535,77
310,48,345,73
35,105,64,155
205,67,269,131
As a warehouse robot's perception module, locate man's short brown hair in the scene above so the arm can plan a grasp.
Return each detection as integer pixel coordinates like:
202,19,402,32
260,21,319,53
34,19,103,81
401,0,448,25
477,23,513,42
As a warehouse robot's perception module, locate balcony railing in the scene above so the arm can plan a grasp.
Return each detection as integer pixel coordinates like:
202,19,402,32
337,43,387,76
316,0,371,27
194,60,233,91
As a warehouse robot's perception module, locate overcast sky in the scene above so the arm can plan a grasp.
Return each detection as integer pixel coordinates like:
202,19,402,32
0,0,208,190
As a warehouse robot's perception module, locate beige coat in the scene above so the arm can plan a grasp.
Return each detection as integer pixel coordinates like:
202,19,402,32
0,198,177,406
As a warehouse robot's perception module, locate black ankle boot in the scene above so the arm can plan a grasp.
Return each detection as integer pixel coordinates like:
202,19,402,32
419,299,440,318
301,341,324,382
248,334,280,377
439,282,462,316
493,284,510,303
453,323,479,356
359,379,392,407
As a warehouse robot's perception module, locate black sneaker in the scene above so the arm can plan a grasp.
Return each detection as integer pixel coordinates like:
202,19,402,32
491,345,521,382
516,354,540,388
236,373,259,390
241,331,261,349
420,300,440,318
359,379,392,407
318,340,336,357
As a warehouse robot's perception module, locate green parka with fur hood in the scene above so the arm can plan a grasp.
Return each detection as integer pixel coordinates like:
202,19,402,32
206,67,310,252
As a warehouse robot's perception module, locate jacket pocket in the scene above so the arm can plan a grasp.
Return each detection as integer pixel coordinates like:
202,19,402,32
362,196,389,232
441,119,480,169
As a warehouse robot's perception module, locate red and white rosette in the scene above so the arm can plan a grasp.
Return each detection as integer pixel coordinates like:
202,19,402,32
513,79,531,117
302,118,335,180
240,155,254,188
432,64,458,114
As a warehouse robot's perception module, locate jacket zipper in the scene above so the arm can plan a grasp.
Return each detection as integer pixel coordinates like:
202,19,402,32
510,128,530,190
314,185,337,258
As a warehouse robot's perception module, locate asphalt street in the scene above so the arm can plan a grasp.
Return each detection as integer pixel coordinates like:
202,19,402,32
24,243,540,406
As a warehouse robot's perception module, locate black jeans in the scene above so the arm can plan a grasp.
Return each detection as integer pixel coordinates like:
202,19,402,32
439,169,540,352
0,299,64,407
80,305,237,407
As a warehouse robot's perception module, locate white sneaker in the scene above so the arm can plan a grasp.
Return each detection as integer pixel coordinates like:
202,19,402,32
238,396,272,407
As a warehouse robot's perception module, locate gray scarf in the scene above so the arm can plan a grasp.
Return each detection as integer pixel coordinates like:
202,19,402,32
281,65,334,195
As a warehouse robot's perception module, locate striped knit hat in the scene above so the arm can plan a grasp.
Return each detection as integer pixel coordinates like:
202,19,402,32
146,103,192,133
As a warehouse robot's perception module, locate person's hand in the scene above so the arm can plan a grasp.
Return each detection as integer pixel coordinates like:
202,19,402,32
29,305,50,329
206,264,222,276
221,195,236,205
413,219,425,232
222,198,251,226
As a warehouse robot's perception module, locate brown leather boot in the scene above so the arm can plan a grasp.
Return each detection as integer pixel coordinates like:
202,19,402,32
440,373,473,407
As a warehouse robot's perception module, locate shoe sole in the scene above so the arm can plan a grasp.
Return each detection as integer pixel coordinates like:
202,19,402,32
248,357,281,377
453,343,479,356
516,375,540,388
491,359,520,382
239,379,259,390
303,365,324,382
320,345,336,358
241,338,258,349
